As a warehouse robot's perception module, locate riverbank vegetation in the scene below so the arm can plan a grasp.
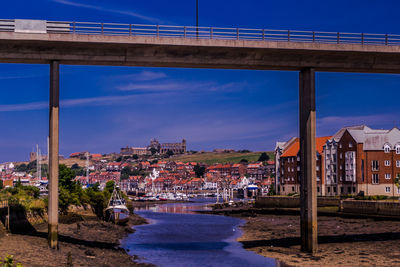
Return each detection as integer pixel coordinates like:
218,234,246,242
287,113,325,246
0,164,123,223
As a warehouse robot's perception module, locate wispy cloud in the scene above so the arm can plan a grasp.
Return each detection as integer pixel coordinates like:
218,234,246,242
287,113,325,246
317,114,399,136
0,102,48,112
116,80,246,93
115,71,167,81
52,0,164,24
0,74,46,80
0,93,156,112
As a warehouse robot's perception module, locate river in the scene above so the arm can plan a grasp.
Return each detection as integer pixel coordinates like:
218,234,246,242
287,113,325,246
121,198,278,267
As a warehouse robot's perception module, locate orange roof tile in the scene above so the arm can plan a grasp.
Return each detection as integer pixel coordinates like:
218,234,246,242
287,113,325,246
281,136,332,157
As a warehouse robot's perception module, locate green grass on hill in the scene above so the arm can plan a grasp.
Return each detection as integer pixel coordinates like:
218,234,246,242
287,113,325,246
169,151,274,165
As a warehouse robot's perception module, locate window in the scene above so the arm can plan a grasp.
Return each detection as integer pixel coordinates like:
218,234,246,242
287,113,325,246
317,187,320,193
396,160,400,167
340,187,344,194
398,187,400,194
340,153,343,159
396,145,400,154
386,187,391,193
292,186,295,192
333,175,337,183
333,187,337,193
339,144,342,148
328,187,331,193
349,142,353,148
372,174,379,184
385,160,391,166
384,145,391,153
288,167,290,172
385,173,391,179
372,160,379,171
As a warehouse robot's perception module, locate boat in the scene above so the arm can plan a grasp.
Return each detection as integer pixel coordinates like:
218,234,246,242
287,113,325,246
105,186,130,225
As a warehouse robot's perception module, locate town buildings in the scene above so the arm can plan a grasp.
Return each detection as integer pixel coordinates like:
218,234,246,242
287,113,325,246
276,125,400,196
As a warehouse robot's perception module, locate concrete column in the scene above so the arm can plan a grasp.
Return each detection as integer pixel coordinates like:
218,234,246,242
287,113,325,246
48,60,60,249
299,68,318,254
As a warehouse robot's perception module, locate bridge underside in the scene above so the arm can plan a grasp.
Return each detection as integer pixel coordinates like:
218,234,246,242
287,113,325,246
0,32,400,73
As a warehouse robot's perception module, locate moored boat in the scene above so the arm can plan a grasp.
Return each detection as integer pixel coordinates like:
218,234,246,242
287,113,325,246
105,186,130,225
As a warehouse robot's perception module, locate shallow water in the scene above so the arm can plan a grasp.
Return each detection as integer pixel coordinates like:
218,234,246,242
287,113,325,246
121,198,277,267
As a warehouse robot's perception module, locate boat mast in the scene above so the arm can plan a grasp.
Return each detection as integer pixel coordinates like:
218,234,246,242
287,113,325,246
85,152,89,185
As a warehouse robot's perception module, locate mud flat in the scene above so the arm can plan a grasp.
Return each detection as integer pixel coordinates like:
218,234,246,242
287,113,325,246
0,211,153,267
235,213,400,266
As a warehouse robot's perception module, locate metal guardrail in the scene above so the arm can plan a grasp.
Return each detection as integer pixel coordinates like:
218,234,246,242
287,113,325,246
1,19,400,46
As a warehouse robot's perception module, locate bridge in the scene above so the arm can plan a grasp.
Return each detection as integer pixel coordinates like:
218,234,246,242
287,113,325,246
2,19,400,253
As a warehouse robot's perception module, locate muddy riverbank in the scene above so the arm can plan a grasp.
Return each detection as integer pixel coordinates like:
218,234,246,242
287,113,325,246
206,207,400,266
0,210,153,267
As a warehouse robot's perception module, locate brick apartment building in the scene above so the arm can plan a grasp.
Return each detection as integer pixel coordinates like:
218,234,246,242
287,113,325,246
276,125,400,197
275,136,331,195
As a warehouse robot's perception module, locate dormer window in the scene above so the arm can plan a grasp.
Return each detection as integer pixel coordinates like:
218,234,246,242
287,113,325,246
349,142,353,148
396,145,400,154
384,144,391,153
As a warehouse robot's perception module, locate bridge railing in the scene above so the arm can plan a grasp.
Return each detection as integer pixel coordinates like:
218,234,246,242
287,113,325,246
2,19,400,46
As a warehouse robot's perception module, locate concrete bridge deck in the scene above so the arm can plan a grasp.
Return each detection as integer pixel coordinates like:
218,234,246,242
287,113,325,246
1,31,400,73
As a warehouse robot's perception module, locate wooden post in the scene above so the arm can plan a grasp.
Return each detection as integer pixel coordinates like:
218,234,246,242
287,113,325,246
48,60,60,249
299,68,318,254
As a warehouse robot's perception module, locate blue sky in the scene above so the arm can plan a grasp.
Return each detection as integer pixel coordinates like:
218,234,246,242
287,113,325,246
1,0,400,162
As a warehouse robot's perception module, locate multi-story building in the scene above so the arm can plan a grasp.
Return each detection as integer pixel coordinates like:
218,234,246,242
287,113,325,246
323,125,366,196
277,125,400,197
276,136,331,195
335,126,400,196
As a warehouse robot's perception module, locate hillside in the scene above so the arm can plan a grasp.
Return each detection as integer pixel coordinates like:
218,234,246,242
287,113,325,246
169,151,274,165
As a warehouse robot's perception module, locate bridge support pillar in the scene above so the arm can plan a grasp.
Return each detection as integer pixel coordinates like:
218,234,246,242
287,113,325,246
48,60,59,249
299,68,318,254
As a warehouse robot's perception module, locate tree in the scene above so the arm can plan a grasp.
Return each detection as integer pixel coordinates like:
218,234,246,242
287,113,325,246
105,180,115,194
121,167,131,180
71,163,80,170
166,150,174,157
239,159,249,164
59,164,77,191
194,165,206,178
150,147,157,155
258,152,270,162
15,163,27,172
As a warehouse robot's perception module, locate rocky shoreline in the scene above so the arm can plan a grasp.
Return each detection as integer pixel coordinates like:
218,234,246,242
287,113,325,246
0,209,153,267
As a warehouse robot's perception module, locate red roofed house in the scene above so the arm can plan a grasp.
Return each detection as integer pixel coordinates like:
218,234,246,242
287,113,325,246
277,136,331,196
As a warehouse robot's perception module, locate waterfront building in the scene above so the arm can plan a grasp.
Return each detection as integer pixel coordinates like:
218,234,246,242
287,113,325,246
334,126,400,196
276,136,331,195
